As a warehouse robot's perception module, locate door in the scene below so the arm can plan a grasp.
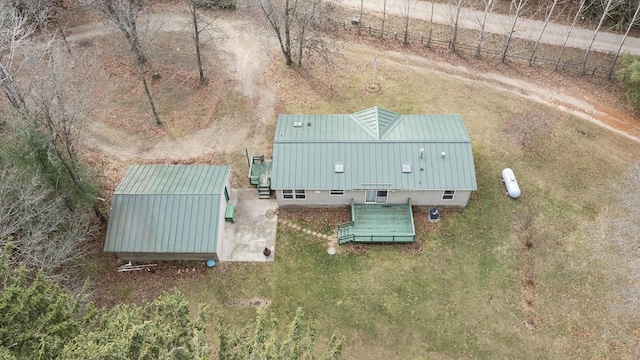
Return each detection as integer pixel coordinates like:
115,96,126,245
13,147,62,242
365,190,388,204
365,191,376,203
376,190,388,204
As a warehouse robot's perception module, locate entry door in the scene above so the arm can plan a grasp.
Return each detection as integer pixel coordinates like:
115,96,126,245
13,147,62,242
365,190,388,204
376,190,388,204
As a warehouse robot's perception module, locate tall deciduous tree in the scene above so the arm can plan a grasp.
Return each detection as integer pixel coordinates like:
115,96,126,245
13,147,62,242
0,3,33,110
186,0,222,85
501,0,528,63
529,0,558,66
449,0,465,52
581,0,616,75
257,0,326,67
94,0,162,125
475,0,494,57
554,0,586,71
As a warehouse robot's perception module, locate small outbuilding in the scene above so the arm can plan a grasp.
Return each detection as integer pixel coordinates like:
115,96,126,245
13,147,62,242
104,164,232,261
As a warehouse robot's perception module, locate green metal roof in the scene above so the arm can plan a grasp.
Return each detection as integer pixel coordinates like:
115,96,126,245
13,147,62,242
271,107,477,191
104,165,230,255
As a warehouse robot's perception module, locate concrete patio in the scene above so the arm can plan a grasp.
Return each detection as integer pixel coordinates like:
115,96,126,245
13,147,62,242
218,189,277,262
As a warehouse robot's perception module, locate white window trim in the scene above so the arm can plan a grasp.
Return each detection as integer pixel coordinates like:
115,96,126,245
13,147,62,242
294,190,306,199
282,190,307,200
442,190,455,200
330,190,345,196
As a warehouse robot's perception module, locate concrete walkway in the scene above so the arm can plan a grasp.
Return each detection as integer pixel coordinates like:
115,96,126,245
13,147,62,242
219,189,278,262
335,0,640,56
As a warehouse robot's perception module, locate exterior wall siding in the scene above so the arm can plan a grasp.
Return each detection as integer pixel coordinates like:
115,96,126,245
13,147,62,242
116,252,219,262
216,192,227,255
276,190,471,207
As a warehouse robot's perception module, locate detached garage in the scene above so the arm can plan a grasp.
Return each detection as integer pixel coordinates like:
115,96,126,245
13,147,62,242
104,164,232,261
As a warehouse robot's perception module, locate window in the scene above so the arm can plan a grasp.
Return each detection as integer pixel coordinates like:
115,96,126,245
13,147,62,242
283,190,306,200
295,190,306,199
442,190,455,200
330,190,344,196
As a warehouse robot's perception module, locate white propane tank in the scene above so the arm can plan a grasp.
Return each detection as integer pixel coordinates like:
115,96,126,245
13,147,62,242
502,168,521,198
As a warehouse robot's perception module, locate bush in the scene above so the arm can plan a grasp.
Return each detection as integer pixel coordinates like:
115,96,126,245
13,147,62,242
617,54,640,114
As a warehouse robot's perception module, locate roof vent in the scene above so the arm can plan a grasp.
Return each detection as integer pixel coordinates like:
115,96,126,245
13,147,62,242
441,152,446,158
293,121,303,127
402,163,412,173
307,121,312,126
335,163,344,173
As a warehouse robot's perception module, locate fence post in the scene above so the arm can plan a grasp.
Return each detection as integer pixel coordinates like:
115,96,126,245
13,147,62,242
369,25,371,34
421,36,423,44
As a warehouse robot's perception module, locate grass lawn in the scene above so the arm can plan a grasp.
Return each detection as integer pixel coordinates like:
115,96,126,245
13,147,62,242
158,51,638,358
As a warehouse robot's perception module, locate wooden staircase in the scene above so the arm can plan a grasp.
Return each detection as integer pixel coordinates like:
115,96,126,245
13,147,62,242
249,155,272,199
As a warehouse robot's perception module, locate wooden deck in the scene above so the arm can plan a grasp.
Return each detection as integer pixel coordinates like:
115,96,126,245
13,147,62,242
339,202,415,244
249,155,272,198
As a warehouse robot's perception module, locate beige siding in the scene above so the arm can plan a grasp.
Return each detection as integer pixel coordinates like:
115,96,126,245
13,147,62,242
276,190,472,207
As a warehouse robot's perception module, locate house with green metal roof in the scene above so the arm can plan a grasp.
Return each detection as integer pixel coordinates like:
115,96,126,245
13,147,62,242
104,164,232,261
269,106,477,244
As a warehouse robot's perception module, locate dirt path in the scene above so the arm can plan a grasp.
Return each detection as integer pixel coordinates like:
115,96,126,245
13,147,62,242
336,0,640,56
74,10,639,163
74,11,276,160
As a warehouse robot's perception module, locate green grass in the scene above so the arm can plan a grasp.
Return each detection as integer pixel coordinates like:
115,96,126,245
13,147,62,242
171,52,638,358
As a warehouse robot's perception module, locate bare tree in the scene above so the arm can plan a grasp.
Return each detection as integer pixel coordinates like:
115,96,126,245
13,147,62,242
475,0,494,57
0,3,34,110
93,0,162,125
449,0,465,52
502,110,555,150
0,165,96,282
607,1,640,79
257,0,327,67
402,0,411,44
501,0,529,63
554,0,586,71
426,0,434,47
581,0,616,75
380,0,387,38
529,0,558,66
18,41,106,222
186,0,222,85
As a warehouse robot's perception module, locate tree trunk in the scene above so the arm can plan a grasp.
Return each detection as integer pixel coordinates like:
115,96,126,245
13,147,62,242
381,0,386,38
476,0,494,57
284,0,293,66
529,0,557,66
581,0,614,75
54,20,72,55
607,1,640,80
554,0,585,71
403,0,410,44
190,3,205,84
501,0,526,63
141,69,161,125
427,0,434,47
450,0,464,52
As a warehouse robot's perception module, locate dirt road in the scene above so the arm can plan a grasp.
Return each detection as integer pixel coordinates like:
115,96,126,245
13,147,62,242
336,0,640,56
72,9,638,162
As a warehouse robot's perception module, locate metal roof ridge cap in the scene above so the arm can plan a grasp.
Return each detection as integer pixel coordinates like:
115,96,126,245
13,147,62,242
273,139,472,143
